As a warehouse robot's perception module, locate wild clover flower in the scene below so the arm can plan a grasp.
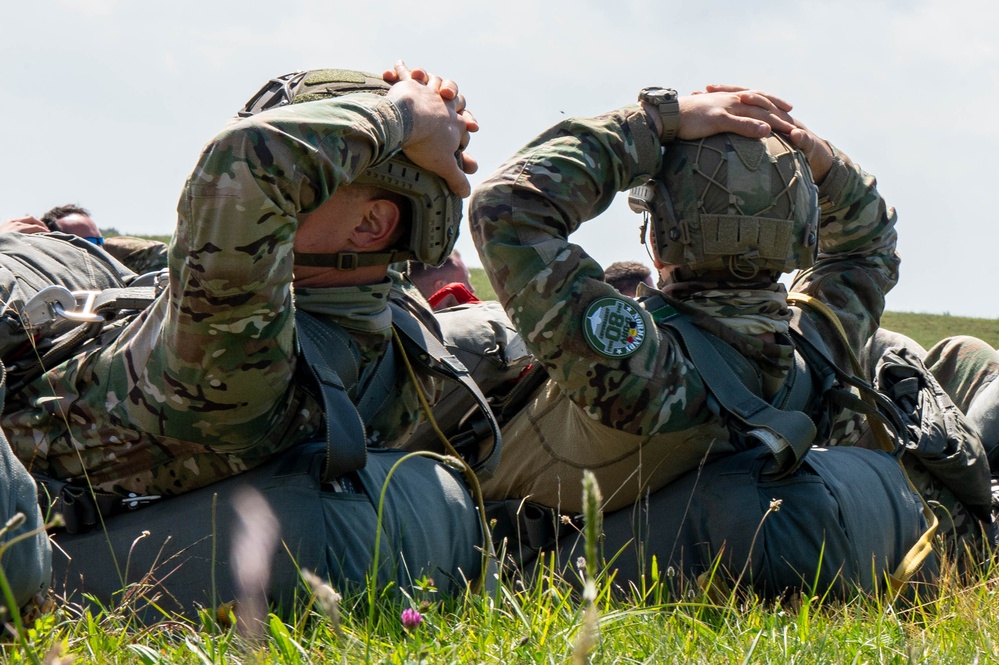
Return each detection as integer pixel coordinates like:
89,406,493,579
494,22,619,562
401,607,423,630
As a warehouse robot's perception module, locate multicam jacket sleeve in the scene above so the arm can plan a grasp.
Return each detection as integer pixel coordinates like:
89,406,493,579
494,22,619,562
789,149,900,360
112,95,410,448
470,106,898,438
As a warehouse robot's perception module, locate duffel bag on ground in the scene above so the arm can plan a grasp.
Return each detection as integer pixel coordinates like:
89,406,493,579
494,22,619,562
560,446,936,599
51,442,482,621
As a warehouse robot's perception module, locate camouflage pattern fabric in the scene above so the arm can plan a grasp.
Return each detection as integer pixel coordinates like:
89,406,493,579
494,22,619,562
3,94,437,499
928,336,999,471
102,236,170,275
924,335,999,415
862,330,999,560
469,104,899,512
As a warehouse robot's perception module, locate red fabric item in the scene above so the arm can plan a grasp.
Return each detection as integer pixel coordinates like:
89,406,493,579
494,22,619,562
428,282,480,309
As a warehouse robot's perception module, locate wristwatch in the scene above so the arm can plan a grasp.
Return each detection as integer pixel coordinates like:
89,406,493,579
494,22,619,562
638,87,680,143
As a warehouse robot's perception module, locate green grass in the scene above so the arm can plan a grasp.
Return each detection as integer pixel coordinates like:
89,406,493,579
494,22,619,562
8,542,999,663
881,311,999,350
469,267,497,302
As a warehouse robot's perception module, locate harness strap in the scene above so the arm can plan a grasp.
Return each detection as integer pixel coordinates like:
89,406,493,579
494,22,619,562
788,294,901,453
787,293,937,593
647,299,817,477
32,474,159,535
91,286,159,315
295,310,367,483
355,341,398,424
8,285,162,393
388,301,504,477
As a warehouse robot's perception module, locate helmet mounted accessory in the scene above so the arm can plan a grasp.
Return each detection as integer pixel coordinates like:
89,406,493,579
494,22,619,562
628,132,819,281
237,68,462,269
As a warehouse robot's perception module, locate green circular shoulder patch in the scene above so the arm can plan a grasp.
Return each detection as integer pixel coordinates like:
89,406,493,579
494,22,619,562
582,297,647,358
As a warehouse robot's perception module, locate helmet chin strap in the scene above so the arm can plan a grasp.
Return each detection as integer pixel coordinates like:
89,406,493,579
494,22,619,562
294,249,413,270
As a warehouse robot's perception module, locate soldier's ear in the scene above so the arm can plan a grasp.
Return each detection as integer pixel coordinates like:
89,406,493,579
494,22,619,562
351,199,401,250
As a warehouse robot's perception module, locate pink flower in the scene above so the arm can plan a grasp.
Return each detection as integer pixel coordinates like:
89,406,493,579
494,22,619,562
401,607,423,630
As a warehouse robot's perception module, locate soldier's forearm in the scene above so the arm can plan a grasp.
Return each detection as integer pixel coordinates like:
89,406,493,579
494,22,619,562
470,105,662,304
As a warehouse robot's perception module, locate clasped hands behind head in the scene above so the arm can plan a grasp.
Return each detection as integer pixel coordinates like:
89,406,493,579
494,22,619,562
381,60,479,198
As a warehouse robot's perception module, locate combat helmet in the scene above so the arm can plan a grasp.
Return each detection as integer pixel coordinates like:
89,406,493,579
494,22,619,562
628,132,819,279
238,69,462,268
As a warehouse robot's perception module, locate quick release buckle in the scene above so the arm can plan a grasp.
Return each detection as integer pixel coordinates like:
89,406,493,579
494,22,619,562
122,492,162,510
19,287,106,329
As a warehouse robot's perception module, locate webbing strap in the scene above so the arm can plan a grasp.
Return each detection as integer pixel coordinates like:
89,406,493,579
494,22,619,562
388,302,503,477
293,249,412,269
355,342,398,424
33,474,125,535
91,286,159,315
788,293,897,452
648,300,816,476
787,292,937,592
295,310,367,482
296,302,503,481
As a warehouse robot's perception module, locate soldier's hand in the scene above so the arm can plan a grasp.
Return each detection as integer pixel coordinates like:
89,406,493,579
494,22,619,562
385,62,479,167
0,216,47,234
384,61,478,195
788,121,835,184
677,88,796,140
699,84,794,113
696,85,833,182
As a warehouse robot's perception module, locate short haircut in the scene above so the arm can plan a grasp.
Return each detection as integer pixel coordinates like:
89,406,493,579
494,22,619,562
41,204,91,232
604,260,653,297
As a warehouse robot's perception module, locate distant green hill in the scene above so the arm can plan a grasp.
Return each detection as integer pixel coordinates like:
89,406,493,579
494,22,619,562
101,228,172,245
468,268,999,349
468,268,496,301
880,311,999,350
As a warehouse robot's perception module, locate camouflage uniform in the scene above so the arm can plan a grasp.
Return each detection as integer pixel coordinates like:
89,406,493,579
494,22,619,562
4,95,437,499
862,329,999,455
863,328,999,556
470,104,899,512
102,236,170,275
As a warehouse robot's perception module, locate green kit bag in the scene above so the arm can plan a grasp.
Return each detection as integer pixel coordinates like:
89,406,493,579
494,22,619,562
566,446,935,599
51,442,482,621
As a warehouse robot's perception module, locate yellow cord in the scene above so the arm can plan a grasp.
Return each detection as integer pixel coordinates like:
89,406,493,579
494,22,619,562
392,328,497,592
787,293,937,593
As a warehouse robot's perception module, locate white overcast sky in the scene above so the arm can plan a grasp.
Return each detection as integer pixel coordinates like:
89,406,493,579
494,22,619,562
3,0,997,318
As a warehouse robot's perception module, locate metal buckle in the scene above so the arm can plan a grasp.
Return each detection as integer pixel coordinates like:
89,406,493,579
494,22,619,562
122,493,162,510
19,287,106,328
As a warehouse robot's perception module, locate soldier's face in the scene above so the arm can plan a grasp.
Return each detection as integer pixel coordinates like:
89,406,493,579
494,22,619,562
56,213,101,242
